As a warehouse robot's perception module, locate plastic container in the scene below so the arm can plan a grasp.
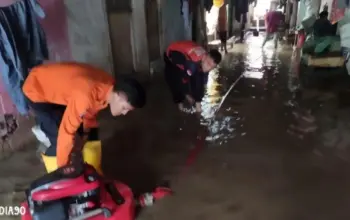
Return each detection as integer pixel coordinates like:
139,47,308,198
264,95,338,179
42,141,103,174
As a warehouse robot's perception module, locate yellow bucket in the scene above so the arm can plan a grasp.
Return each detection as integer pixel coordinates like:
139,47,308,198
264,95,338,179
42,141,103,175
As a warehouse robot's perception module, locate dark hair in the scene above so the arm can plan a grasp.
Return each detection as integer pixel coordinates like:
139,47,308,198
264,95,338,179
208,49,222,64
320,11,328,19
113,77,146,108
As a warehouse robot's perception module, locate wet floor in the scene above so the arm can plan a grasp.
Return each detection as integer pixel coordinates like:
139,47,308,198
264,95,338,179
136,36,350,220
2,35,350,220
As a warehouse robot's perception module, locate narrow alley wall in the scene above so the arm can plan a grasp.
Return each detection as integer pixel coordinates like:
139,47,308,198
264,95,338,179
130,0,150,72
64,0,113,73
39,0,71,61
160,0,187,52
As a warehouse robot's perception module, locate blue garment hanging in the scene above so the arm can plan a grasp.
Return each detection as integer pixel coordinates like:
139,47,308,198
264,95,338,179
0,0,48,115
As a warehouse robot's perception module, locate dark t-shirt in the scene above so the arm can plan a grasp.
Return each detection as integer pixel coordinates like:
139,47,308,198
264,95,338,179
313,18,333,37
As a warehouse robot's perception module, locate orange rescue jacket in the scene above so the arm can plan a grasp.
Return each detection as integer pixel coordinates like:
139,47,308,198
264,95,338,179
166,41,206,63
23,62,114,167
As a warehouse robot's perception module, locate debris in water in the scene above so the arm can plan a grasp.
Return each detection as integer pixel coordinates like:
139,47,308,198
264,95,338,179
292,111,315,123
206,134,221,141
290,124,317,133
287,129,304,139
241,132,247,136
181,107,196,114
284,100,296,107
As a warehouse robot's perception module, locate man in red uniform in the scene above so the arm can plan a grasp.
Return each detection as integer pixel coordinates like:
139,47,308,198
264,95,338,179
23,62,146,167
164,41,222,113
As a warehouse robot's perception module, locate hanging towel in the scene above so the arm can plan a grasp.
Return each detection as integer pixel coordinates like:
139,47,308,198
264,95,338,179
0,0,48,115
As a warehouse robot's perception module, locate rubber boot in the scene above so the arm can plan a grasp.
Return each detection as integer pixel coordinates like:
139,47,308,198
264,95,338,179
41,141,103,175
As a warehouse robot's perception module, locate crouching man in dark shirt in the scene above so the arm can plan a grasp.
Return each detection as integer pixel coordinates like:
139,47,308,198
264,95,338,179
164,41,222,113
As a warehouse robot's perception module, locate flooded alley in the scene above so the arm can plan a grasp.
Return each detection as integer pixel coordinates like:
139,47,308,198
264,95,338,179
2,35,350,220
136,35,350,220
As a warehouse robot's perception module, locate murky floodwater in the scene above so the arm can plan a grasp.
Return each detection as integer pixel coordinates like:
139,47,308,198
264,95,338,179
202,35,290,144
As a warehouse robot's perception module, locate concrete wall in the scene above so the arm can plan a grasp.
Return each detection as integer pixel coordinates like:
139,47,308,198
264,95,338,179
146,0,162,62
108,12,134,75
106,0,152,74
40,0,71,61
160,0,187,52
130,0,150,72
64,0,113,73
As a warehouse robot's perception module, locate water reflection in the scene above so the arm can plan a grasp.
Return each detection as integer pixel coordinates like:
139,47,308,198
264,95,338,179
201,68,221,119
201,65,244,143
200,67,239,143
201,36,282,144
243,71,264,79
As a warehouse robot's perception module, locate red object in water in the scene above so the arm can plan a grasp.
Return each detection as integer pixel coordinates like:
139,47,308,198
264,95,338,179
21,165,135,220
138,186,173,207
185,130,207,167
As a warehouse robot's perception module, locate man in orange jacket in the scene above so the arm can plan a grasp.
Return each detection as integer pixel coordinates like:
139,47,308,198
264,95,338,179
23,62,146,167
164,41,221,113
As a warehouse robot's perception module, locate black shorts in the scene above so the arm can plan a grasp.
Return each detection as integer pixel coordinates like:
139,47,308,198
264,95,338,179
218,31,227,43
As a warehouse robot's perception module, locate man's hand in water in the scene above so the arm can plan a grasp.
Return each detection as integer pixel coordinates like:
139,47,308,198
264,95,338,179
185,95,195,105
178,103,185,112
195,102,202,113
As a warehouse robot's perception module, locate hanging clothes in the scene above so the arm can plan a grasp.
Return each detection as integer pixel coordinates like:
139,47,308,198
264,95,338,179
235,0,249,22
0,0,48,115
204,0,214,12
